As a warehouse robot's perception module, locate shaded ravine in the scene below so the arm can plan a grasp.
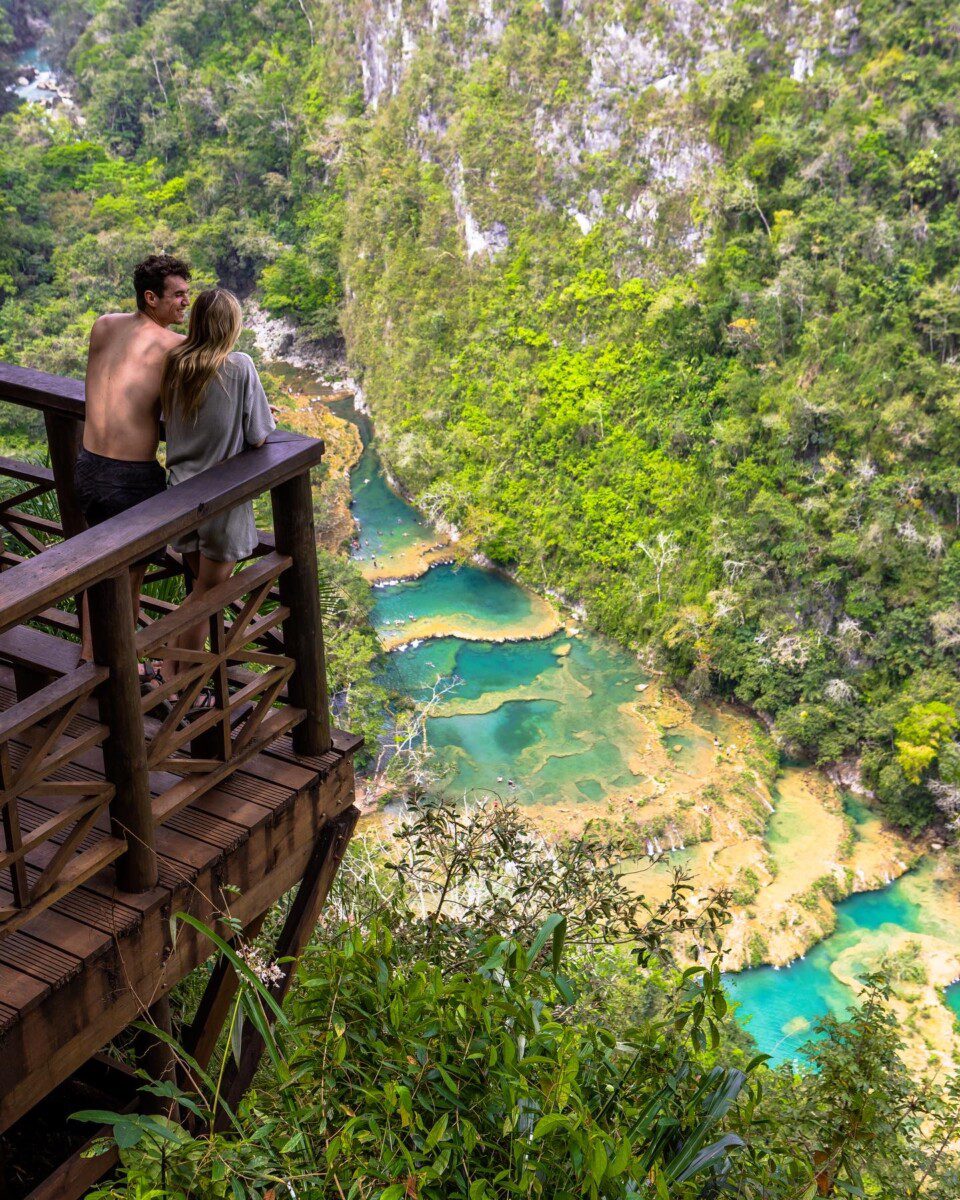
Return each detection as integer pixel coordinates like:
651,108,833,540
10,43,80,115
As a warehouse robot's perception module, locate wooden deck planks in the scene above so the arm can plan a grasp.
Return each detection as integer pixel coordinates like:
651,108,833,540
1,933,82,992
268,729,363,771
0,883,123,962
1,763,357,1131
0,626,361,1133
0,726,358,1131
18,866,146,936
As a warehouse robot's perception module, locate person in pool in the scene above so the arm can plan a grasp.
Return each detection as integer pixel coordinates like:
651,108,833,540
157,288,276,705
76,253,191,669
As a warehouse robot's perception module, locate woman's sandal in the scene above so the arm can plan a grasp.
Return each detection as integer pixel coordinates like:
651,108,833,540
138,662,164,698
163,686,218,728
186,686,218,715
139,663,175,715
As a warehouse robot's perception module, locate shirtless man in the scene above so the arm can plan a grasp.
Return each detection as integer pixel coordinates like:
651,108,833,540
75,254,191,663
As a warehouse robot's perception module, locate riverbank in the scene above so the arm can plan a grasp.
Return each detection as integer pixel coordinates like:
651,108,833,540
270,381,363,552
726,856,960,1073
361,542,456,584
377,589,563,650
9,40,83,121
527,680,918,966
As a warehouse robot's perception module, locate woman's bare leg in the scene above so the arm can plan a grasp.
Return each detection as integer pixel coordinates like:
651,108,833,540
80,563,147,663
160,552,236,692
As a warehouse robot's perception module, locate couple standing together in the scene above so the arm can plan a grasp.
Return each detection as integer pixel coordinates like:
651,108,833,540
76,253,276,701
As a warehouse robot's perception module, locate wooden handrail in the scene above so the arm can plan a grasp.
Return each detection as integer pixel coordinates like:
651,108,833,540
0,457,55,486
0,661,106,743
0,430,323,637
0,363,85,420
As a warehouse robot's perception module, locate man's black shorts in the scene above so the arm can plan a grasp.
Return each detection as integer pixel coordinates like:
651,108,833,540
74,447,166,527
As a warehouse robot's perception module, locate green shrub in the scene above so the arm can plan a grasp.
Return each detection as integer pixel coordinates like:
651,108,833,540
77,798,960,1197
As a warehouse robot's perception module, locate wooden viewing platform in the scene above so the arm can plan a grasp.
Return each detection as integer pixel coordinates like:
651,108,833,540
0,364,362,1198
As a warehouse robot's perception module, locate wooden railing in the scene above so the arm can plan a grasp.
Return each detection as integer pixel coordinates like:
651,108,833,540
0,363,332,936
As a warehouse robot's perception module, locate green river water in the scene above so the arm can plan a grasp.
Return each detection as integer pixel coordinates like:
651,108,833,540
296,377,960,1066
725,859,960,1064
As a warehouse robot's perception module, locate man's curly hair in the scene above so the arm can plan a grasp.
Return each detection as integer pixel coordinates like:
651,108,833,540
133,254,191,310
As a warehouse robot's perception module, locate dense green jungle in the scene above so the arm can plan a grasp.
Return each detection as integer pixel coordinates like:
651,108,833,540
4,0,960,1194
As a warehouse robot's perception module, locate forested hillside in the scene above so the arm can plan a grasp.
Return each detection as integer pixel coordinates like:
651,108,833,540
2,0,960,834
336,0,960,836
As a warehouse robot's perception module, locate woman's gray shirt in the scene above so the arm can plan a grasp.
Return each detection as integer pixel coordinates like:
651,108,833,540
165,352,276,562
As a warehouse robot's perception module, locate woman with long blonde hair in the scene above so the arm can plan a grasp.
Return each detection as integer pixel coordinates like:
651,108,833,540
159,288,275,703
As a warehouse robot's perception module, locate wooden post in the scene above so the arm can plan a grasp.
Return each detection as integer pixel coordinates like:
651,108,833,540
0,745,29,910
44,410,91,654
43,412,85,538
182,910,268,1069
214,806,358,1127
191,610,231,762
88,571,157,891
133,996,179,1120
270,469,331,755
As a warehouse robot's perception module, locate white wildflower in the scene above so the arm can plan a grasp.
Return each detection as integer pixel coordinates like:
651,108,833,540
239,945,285,987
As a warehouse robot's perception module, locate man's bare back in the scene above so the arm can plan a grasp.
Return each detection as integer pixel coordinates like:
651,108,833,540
75,255,190,664
84,310,185,461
